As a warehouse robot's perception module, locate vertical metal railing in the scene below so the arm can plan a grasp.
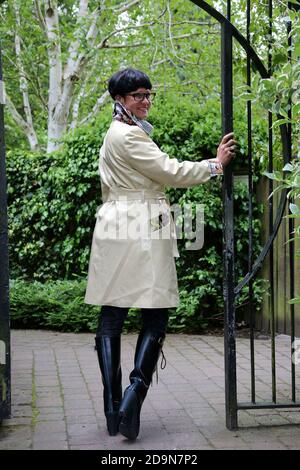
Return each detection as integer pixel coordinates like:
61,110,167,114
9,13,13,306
0,41,10,421
221,1,237,430
246,0,255,405
267,0,277,405
287,2,296,403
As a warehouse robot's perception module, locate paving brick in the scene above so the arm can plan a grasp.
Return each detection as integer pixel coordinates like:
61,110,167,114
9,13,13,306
69,443,105,450
33,431,68,445
1,439,32,450
68,434,102,446
34,421,66,433
1,330,299,451
36,407,64,416
33,442,69,450
65,414,98,425
67,423,99,436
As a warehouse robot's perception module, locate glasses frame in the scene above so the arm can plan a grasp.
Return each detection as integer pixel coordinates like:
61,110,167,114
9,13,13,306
125,92,156,102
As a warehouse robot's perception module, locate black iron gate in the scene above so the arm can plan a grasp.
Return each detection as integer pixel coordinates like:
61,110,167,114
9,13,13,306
191,0,300,429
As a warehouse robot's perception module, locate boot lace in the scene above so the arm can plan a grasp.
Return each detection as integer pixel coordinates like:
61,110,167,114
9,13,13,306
154,348,167,385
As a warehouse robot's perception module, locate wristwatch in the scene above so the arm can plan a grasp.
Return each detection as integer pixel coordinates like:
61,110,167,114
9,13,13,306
205,159,224,176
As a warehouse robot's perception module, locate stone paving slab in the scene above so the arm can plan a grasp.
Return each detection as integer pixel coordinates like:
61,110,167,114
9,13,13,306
0,330,300,450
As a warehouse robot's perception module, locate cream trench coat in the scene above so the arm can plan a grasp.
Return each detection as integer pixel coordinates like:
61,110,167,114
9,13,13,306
84,119,212,308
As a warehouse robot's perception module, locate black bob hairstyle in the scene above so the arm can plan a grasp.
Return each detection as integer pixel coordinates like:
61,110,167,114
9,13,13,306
108,68,152,101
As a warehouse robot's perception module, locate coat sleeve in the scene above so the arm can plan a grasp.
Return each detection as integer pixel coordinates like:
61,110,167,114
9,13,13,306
123,126,212,188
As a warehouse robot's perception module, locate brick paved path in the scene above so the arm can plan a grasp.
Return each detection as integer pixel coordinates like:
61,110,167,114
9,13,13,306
0,330,300,450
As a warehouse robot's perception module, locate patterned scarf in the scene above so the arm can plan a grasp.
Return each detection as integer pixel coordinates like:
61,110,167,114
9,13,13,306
113,101,153,136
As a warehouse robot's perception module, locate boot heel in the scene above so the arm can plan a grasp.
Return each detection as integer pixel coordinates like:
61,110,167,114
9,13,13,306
119,388,140,440
106,411,121,436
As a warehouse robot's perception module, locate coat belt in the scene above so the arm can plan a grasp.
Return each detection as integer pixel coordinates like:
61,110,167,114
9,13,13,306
106,187,167,202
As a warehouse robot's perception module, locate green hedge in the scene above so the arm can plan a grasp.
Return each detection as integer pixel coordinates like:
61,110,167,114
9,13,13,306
9,278,141,333
7,117,111,280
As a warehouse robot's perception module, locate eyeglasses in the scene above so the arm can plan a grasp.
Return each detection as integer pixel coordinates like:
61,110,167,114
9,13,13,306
125,92,156,102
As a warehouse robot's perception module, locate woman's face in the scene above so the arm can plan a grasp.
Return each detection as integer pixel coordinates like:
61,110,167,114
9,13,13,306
117,87,152,120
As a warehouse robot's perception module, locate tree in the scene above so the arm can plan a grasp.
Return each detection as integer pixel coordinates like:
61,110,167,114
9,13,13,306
0,0,219,153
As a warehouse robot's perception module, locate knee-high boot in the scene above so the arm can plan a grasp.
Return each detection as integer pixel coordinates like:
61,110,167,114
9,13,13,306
119,329,165,440
95,335,122,436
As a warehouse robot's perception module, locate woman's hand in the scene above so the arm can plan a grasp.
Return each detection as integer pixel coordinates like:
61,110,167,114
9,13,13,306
216,132,237,168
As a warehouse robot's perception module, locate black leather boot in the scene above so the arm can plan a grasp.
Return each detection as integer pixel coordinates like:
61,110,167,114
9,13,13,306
95,335,122,436
119,329,165,440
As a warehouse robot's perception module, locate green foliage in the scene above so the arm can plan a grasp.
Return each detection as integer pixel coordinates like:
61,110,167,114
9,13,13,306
7,113,111,280
10,278,99,333
257,7,300,306
263,159,300,306
169,179,264,332
10,278,146,333
237,6,300,168
10,272,265,334
150,95,222,158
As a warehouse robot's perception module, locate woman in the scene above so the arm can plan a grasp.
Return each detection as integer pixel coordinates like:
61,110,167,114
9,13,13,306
84,68,236,440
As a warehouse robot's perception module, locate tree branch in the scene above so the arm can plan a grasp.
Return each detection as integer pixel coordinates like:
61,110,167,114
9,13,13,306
4,90,41,150
110,0,141,14
97,21,157,50
13,0,39,150
70,65,95,128
57,1,97,124
103,31,207,51
62,0,90,81
44,0,63,111
166,1,203,66
4,91,28,130
2,50,48,111
158,20,214,27
154,80,206,96
101,41,145,49
86,5,102,45
34,0,47,35
79,90,110,126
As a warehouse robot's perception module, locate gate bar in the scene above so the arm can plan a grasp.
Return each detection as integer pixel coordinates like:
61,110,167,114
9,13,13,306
246,0,256,405
267,0,277,405
238,402,300,410
221,7,237,430
0,42,11,421
287,6,296,402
